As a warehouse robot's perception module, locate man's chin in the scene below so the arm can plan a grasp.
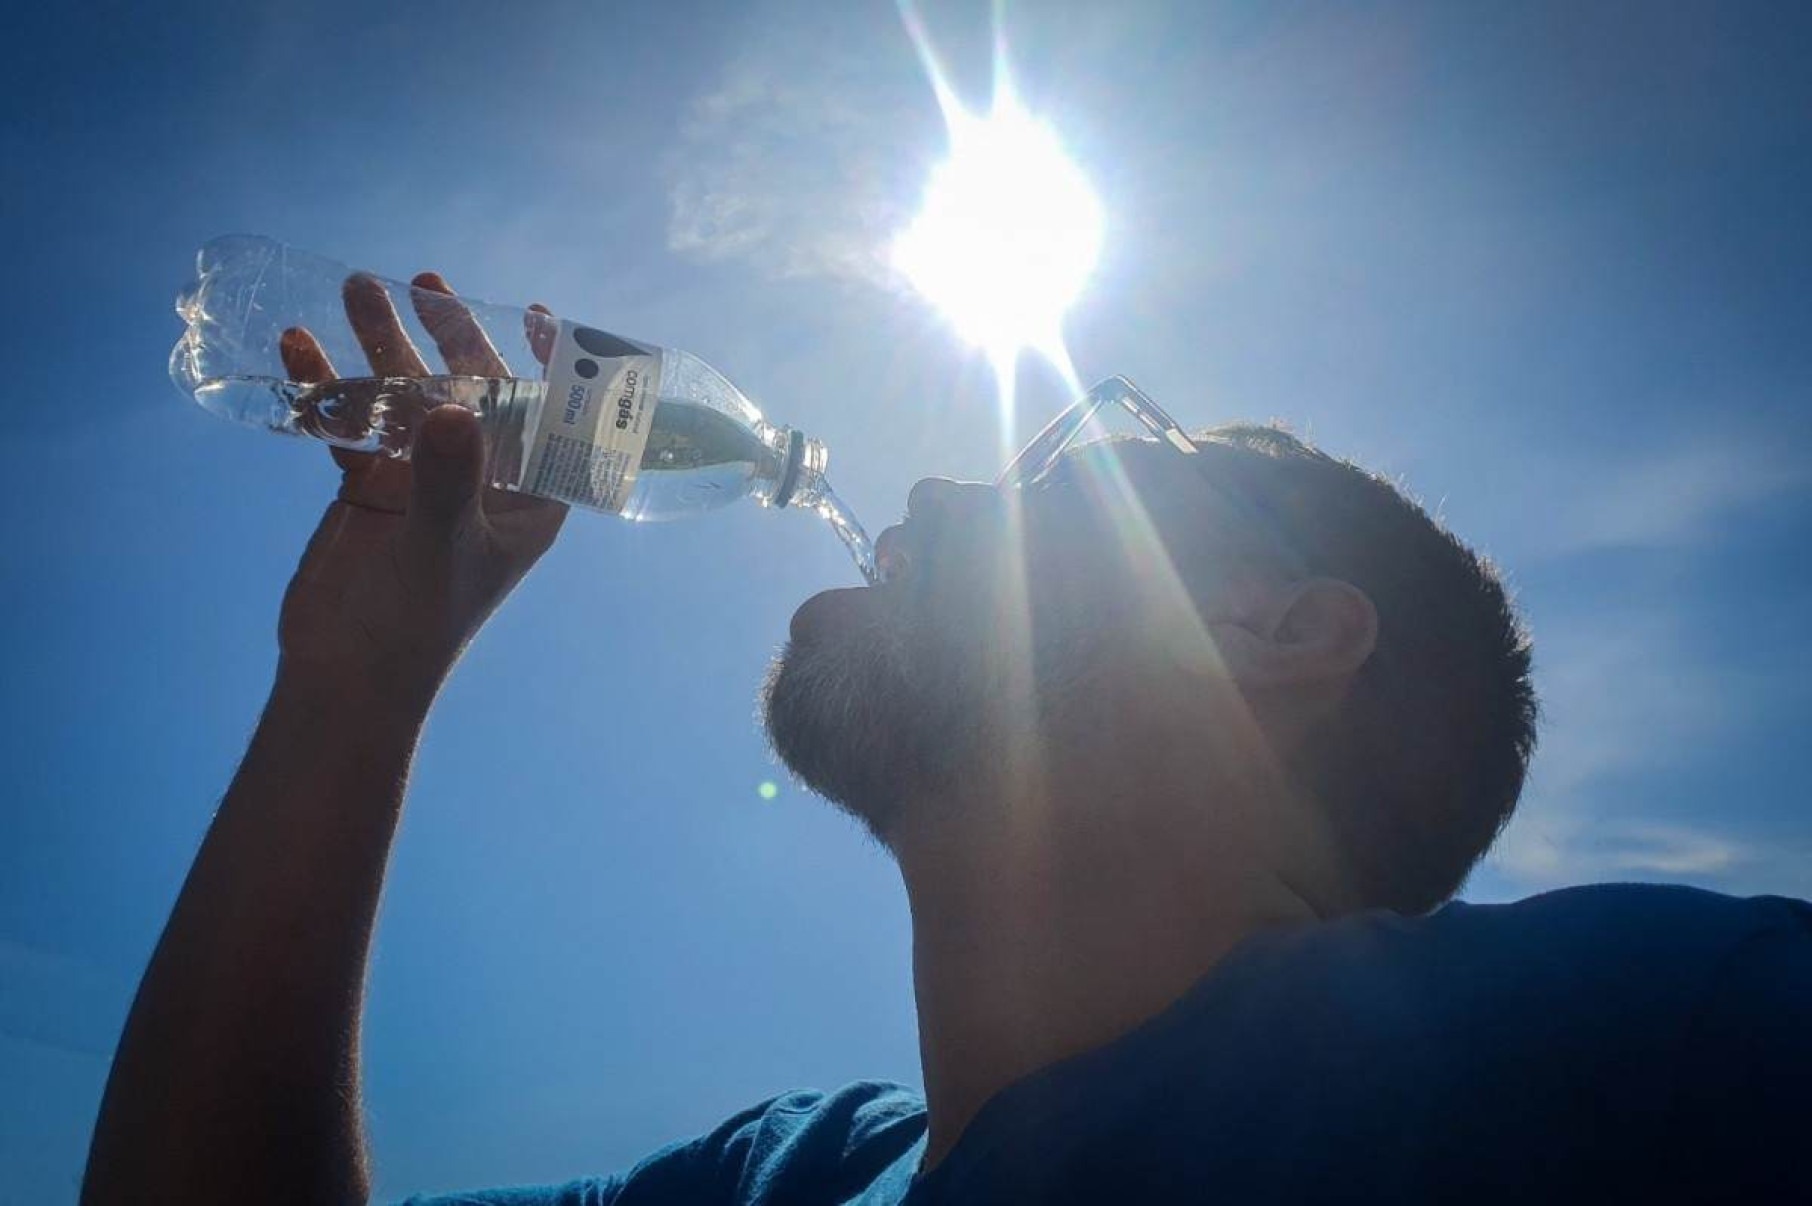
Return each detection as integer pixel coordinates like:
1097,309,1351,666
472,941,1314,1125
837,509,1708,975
788,584,878,645
759,602,926,839
763,581,996,842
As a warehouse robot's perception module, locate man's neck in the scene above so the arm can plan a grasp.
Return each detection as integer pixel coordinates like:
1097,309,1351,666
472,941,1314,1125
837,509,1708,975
892,766,1329,1173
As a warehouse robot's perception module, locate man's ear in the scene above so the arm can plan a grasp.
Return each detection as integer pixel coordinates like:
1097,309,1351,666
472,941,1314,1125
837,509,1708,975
1210,578,1378,690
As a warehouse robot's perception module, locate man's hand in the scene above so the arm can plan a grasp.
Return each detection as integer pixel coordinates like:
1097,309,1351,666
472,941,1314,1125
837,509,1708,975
277,272,566,702
82,271,567,1206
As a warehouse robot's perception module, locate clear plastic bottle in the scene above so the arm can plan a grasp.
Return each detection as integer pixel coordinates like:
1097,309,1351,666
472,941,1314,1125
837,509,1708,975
171,235,876,580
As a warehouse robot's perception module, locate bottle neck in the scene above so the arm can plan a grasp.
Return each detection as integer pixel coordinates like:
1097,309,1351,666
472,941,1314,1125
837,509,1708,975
754,426,830,510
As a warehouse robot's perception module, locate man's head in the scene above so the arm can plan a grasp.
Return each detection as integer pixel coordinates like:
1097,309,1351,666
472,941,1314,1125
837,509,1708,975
763,424,1536,916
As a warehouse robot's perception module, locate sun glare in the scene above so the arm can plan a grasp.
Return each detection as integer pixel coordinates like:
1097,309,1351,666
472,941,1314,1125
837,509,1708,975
891,20,1102,413
892,89,1103,363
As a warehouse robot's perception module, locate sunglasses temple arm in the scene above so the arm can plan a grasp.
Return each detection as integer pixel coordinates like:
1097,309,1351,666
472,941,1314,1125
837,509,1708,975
996,401,1096,486
1118,393,1199,456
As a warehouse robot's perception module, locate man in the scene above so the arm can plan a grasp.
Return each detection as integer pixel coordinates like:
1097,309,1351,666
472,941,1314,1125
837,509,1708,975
84,276,1809,1205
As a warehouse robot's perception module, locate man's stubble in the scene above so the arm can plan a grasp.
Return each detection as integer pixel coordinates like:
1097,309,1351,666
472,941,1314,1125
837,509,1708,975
760,579,1110,845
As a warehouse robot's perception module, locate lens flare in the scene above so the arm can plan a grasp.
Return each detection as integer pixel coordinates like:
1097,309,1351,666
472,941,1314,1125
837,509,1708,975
889,3,1108,812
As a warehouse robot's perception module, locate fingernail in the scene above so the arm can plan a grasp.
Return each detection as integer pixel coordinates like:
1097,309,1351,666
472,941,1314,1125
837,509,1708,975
413,271,451,293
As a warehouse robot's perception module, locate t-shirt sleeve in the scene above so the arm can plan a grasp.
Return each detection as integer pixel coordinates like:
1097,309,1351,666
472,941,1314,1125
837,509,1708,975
393,1173,626,1202
390,1083,925,1206
394,1176,624,1206
1672,895,1812,1198
388,1095,774,1206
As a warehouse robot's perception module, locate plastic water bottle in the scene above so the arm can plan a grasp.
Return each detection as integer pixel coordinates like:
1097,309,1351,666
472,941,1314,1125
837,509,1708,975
171,235,876,581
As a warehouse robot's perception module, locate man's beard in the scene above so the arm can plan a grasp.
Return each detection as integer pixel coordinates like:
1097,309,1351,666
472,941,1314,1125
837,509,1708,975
760,599,990,844
759,578,1109,844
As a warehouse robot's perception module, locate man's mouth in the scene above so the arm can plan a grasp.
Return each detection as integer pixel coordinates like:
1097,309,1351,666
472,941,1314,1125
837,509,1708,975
873,524,913,586
789,523,914,642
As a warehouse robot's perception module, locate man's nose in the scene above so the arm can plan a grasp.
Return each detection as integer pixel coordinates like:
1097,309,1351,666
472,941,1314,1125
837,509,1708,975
907,477,1000,522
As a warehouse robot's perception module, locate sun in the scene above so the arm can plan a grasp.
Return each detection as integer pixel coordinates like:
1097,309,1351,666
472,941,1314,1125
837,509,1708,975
891,59,1103,395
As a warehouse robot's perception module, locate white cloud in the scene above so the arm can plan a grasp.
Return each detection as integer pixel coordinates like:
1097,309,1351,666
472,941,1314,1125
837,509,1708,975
1489,610,1735,886
1524,610,1739,796
664,9,931,290
1516,431,1805,561
1601,824,1749,875
1493,817,1750,885
1483,606,1812,896
1454,421,1812,896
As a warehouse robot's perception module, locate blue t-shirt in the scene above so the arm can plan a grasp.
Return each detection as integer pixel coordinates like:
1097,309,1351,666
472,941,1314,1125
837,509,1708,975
402,884,1812,1204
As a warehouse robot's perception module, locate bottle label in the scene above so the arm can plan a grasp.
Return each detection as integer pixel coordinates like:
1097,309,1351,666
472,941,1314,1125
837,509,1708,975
524,321,662,512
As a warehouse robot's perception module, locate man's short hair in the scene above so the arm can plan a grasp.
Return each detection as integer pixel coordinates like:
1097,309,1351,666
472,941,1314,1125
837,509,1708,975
1191,424,1538,915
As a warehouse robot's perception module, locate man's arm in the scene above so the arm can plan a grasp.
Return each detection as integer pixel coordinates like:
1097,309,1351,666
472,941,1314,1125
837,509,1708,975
82,275,566,1205
82,668,431,1204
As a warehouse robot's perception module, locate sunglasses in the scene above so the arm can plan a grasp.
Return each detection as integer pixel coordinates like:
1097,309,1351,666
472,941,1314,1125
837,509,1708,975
995,376,1199,490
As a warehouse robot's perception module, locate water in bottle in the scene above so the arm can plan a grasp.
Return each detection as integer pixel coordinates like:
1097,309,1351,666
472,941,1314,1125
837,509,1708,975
171,235,877,581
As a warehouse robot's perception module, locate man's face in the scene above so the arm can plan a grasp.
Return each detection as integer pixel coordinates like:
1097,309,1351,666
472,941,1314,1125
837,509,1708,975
762,439,1243,840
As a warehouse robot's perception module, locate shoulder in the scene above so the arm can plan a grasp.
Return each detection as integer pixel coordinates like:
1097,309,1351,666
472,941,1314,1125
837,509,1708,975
1487,887,1812,1196
1383,881,1810,977
1437,883,1808,1002
1249,883,1811,1075
1269,882,1806,988
1255,884,1810,1192
1410,885,1811,1082
1447,881,1811,936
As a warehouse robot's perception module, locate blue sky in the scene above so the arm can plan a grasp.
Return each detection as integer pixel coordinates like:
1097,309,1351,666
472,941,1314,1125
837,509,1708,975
3,0,1810,1200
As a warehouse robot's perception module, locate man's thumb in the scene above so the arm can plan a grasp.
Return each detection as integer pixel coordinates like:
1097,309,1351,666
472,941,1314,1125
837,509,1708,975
408,406,485,536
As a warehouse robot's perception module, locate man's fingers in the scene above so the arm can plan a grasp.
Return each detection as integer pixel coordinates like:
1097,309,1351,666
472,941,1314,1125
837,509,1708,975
280,327,337,383
404,406,486,540
526,303,557,368
343,273,430,378
281,322,412,496
282,328,378,480
331,444,381,476
411,272,509,377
